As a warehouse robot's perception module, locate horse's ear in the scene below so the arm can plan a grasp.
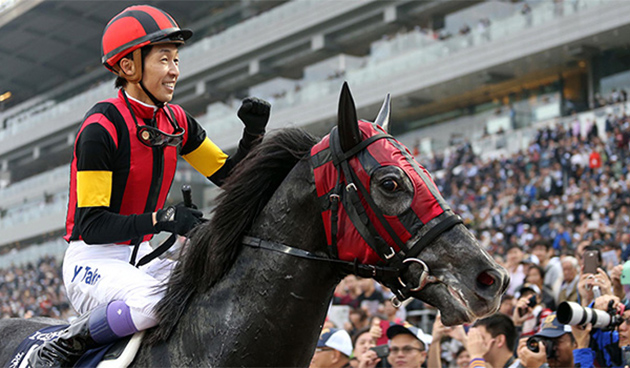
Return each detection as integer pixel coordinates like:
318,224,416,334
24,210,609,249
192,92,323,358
338,81,362,152
374,93,391,133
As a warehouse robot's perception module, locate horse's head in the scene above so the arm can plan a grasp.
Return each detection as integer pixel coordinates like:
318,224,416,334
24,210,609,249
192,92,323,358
311,83,509,325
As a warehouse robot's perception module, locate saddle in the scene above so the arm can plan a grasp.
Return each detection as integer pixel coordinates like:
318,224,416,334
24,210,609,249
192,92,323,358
6,326,144,368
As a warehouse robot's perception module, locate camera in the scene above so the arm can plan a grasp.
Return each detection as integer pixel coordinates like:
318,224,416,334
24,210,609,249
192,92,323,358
518,294,537,317
370,344,390,359
526,336,556,359
557,301,623,330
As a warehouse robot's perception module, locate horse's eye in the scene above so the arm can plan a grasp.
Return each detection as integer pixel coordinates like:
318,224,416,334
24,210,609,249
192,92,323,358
382,179,398,192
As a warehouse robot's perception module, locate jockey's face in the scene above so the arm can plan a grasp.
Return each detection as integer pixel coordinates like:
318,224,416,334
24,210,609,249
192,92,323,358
127,44,180,105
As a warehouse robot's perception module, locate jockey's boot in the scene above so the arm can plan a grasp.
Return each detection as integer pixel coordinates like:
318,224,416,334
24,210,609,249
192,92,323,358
28,300,138,367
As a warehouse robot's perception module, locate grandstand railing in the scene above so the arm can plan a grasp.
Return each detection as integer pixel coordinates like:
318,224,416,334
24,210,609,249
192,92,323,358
0,238,67,269
0,165,69,209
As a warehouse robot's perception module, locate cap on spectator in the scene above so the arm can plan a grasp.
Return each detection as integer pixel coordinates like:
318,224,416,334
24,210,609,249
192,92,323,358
386,322,432,349
534,313,571,338
317,328,353,357
521,254,539,265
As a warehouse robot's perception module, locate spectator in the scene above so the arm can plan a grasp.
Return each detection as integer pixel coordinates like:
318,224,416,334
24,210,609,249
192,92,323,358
310,328,354,368
516,313,592,368
347,308,369,336
357,278,384,316
453,346,471,368
620,233,630,261
333,275,362,309
530,240,562,300
524,265,557,311
386,323,431,368
577,266,613,307
558,256,580,304
512,284,552,337
500,295,515,316
427,314,467,368
0,256,72,320
350,327,378,368
505,244,527,296
470,313,520,368
571,295,625,367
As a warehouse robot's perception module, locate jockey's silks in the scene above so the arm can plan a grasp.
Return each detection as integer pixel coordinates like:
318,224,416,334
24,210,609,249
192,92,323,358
65,89,227,245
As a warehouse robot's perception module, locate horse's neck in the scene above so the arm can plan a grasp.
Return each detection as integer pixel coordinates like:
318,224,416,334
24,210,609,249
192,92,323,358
168,163,340,367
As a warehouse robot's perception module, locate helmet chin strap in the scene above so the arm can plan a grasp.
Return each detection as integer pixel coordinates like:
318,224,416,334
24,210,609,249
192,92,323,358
139,80,165,109
117,48,166,109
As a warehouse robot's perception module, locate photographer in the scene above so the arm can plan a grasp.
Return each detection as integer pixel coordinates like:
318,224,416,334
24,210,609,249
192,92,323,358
557,294,628,367
516,313,593,368
512,284,552,337
577,267,612,307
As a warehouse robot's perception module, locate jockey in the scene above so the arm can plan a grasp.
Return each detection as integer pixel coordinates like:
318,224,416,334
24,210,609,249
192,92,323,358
29,4,270,367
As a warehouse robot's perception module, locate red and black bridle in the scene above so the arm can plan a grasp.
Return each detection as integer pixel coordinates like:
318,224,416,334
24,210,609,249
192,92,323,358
243,122,463,305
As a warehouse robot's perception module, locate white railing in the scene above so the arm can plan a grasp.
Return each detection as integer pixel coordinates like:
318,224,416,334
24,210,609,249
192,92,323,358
0,238,67,269
0,165,68,206
0,192,67,230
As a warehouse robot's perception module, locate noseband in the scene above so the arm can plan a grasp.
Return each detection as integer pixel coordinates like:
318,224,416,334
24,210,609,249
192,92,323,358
243,125,462,305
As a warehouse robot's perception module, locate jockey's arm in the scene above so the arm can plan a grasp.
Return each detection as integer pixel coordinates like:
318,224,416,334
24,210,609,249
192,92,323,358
181,109,265,187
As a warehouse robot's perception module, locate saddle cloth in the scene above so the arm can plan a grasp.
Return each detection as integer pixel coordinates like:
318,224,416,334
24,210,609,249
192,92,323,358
5,325,144,368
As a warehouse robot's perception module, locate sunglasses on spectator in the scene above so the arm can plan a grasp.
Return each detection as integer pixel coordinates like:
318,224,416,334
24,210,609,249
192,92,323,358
389,346,424,355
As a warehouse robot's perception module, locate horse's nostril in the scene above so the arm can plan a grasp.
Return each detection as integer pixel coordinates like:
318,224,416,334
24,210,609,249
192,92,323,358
477,271,496,288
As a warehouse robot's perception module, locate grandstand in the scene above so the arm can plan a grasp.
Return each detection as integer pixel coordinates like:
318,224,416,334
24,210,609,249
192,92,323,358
1,0,629,268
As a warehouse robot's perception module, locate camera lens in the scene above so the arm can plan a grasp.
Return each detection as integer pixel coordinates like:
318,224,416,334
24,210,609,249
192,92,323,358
526,336,540,353
526,336,555,359
557,301,617,329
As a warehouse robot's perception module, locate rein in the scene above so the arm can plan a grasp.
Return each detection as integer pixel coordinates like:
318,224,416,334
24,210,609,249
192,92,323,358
242,236,400,279
243,125,463,305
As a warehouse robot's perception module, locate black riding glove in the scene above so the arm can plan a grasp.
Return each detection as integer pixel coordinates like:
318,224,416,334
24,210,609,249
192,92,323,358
154,202,203,236
237,97,271,136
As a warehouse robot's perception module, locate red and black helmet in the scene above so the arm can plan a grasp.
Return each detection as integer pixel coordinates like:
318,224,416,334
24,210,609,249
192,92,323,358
101,5,192,73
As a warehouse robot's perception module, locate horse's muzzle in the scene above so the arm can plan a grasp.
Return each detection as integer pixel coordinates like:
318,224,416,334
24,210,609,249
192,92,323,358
474,268,510,301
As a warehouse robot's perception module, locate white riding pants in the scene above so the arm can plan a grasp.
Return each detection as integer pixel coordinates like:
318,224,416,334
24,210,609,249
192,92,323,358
62,240,175,331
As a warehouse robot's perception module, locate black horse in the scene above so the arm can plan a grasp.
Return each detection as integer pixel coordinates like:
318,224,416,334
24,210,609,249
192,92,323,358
0,83,508,367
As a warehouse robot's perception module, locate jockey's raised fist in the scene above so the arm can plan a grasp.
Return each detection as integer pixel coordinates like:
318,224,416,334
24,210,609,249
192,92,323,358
238,97,271,136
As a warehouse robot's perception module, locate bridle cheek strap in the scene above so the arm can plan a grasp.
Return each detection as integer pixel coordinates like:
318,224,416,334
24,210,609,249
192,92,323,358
243,122,463,306
326,125,463,302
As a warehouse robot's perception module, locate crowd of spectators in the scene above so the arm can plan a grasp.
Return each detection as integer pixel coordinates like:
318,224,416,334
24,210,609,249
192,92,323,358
0,256,72,320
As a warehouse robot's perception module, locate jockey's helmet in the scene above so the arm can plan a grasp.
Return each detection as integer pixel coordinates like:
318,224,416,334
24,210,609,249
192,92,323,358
101,5,192,82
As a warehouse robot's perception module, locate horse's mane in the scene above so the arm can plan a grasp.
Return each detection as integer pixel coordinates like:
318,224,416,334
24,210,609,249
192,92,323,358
149,127,318,343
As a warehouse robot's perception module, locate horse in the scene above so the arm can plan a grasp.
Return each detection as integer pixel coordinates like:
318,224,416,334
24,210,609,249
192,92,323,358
0,83,508,367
